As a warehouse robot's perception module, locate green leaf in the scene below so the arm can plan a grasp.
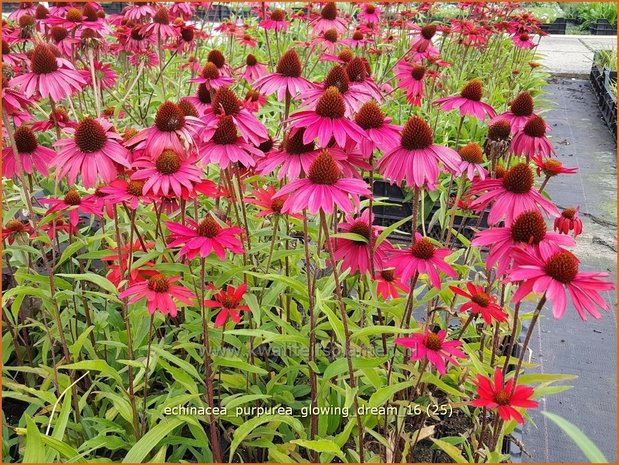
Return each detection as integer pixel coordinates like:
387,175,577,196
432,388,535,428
228,415,304,462
56,238,87,267
56,273,118,296
367,381,415,409
59,360,122,384
330,232,368,244
430,438,467,463
23,415,46,463
123,417,184,463
541,412,607,463
375,214,413,246
290,439,345,460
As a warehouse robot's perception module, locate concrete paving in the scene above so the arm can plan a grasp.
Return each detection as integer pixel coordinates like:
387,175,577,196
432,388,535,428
521,78,617,462
535,35,617,76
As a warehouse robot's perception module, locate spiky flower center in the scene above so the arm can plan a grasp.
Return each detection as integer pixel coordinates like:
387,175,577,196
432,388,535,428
271,198,285,213
221,295,237,308
487,120,511,141
153,7,170,25
246,53,258,66
321,2,337,20
471,291,490,307
511,211,546,244
494,166,506,178
349,221,372,242
212,87,240,116
31,44,58,74
82,3,99,21
410,238,435,260
381,269,395,282
155,102,185,132
178,98,198,118
75,118,107,153
6,219,25,231
197,83,212,104
542,159,563,177
424,332,442,351
510,92,534,116
459,143,483,164
562,208,576,219
270,8,285,21
207,49,225,68
494,389,511,406
338,49,353,62
355,101,384,130
19,14,35,28
401,116,433,150
323,65,349,93
212,116,238,145
2,40,10,55
155,150,181,175
50,26,69,41
523,115,546,138
324,28,339,43
352,31,364,41
276,49,302,77
520,32,530,41
35,4,49,19
123,127,138,141
197,216,221,238
411,65,426,80
130,26,146,41
346,57,367,82
258,137,274,153
14,126,38,153
126,180,145,196
200,62,220,79
308,150,340,185
148,273,170,293
365,4,376,14
181,27,194,42
315,86,346,119
460,79,483,101
544,251,579,284
245,89,261,102
65,7,83,22
284,129,315,154
421,24,437,40
63,189,81,206
502,163,533,194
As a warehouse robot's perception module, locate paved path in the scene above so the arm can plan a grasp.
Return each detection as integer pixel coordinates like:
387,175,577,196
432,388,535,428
521,78,617,462
536,35,617,76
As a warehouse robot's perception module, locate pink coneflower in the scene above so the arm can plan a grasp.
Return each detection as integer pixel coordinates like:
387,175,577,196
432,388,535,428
10,43,86,102
469,163,559,226
44,7,85,32
123,2,156,22
512,32,535,49
434,79,497,121
310,28,343,54
131,149,202,197
125,25,153,52
238,33,257,48
358,3,381,24
127,101,201,159
253,49,313,100
509,248,614,320
31,106,77,133
554,207,583,238
532,155,577,178
242,54,268,84
472,210,575,276
3,125,56,178
129,49,159,68
287,86,366,148
260,8,289,31
353,101,401,157
345,57,383,101
2,219,33,245
375,269,410,299
395,329,465,375
395,61,426,106
205,49,231,76
8,2,36,21
120,273,196,318
53,118,131,188
40,189,100,227
387,233,457,288
172,23,198,52
2,76,31,116
377,116,461,190
185,83,212,116
490,92,537,134
450,283,508,325
40,216,77,240
100,178,152,210
511,115,554,158
79,60,118,91
144,7,178,42
333,209,392,275
204,283,251,328
300,64,372,116
257,129,320,181
472,368,538,424
200,115,264,169
311,2,348,34
458,143,487,181
343,30,372,48
243,89,267,113
48,25,79,56
273,150,370,214
201,87,268,146
246,185,302,219
169,2,195,20
189,62,235,90
165,216,244,260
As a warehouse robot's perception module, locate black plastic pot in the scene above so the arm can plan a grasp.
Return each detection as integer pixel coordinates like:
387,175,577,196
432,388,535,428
370,180,413,239
540,18,567,35
590,60,618,141
590,19,617,35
